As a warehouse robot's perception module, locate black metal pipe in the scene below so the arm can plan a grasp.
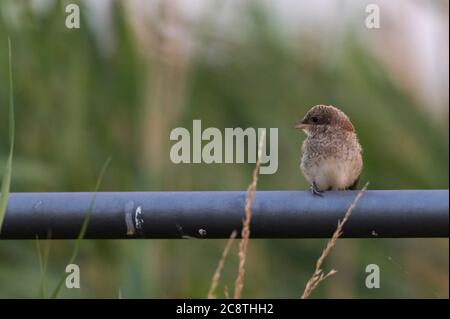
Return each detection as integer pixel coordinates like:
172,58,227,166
0,190,448,239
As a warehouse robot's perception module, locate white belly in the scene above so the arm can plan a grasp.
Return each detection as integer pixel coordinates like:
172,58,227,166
303,157,361,191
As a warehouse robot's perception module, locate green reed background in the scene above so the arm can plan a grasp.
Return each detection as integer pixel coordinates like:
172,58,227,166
0,1,448,298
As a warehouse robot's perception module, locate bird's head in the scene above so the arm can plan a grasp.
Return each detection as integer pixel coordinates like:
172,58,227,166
295,105,355,135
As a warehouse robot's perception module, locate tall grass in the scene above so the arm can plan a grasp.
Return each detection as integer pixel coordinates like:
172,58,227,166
35,232,51,298
301,182,369,298
233,131,266,299
0,37,14,233
207,132,266,299
48,158,111,299
207,230,237,299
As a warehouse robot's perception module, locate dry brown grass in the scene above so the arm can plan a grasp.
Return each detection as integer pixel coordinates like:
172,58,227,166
224,285,230,299
206,131,266,299
233,131,266,299
207,230,237,299
301,182,369,299
207,129,367,299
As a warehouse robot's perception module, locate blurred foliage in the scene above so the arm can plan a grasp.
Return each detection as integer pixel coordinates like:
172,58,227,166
0,0,448,298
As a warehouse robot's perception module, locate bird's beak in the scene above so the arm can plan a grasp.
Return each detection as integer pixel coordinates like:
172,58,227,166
294,120,308,129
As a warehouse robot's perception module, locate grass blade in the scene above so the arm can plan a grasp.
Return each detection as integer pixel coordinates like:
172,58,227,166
0,37,15,232
35,237,45,298
301,182,369,299
50,157,111,299
35,231,52,299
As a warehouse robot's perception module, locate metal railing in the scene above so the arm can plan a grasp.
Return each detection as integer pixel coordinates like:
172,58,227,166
0,190,448,239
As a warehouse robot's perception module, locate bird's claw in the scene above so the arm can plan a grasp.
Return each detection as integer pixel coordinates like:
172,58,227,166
310,182,324,197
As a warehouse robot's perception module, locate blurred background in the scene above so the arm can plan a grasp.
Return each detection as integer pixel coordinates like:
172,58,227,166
0,0,448,298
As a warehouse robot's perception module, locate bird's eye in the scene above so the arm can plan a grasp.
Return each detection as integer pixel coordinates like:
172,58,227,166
311,117,319,123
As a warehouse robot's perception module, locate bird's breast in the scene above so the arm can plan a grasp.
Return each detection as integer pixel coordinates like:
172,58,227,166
300,133,362,190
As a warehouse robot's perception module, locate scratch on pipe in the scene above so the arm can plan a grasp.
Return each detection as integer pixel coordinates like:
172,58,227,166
176,223,195,239
135,206,144,231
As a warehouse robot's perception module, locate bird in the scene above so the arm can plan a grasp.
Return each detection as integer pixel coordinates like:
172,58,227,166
295,105,363,196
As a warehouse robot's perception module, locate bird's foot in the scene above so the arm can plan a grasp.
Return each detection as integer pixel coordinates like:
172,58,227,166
310,182,324,197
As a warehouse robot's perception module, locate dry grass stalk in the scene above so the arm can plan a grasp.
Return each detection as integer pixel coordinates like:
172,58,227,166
207,230,237,299
233,131,266,299
301,182,369,299
224,285,230,299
